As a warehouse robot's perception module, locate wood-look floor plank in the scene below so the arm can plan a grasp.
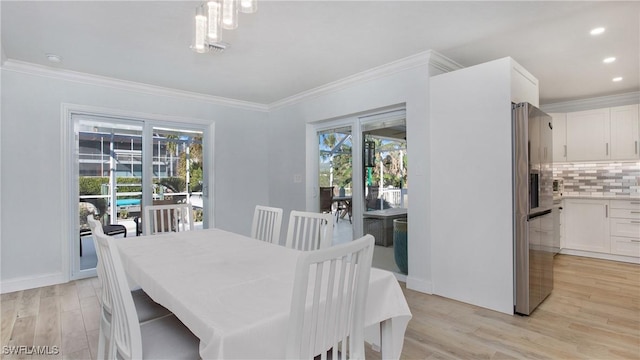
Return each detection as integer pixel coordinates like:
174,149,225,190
1,298,19,347
60,310,88,355
6,315,37,360
16,289,40,319
2,254,638,360
33,296,61,348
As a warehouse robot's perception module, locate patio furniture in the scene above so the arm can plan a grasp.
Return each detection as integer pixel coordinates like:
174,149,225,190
251,205,283,244
286,235,374,359
333,195,352,223
319,186,334,214
363,208,407,247
286,211,334,250
79,223,127,256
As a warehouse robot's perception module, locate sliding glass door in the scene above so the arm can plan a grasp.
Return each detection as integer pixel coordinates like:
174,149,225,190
149,127,205,231
72,114,209,279
318,127,353,246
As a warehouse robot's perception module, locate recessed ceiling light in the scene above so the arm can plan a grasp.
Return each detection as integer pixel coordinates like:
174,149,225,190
46,54,62,63
590,27,605,35
603,57,616,64
612,77,623,82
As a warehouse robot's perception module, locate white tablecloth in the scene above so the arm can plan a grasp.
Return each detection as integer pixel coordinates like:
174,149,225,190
115,228,411,359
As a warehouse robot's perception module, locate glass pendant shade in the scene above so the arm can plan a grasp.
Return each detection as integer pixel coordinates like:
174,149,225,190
207,1,222,42
221,0,238,30
240,0,257,14
193,5,209,53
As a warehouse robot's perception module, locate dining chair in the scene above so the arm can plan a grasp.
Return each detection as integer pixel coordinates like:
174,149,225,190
143,203,193,235
286,234,375,360
285,211,334,251
251,205,283,244
92,229,200,360
87,216,173,360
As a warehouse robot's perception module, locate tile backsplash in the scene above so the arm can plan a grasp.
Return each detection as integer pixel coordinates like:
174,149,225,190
553,161,640,197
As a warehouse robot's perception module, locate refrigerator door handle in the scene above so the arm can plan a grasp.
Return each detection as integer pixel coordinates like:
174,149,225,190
528,209,553,220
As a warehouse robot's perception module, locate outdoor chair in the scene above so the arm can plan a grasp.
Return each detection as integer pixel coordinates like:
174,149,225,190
319,187,334,214
285,235,374,359
80,218,127,256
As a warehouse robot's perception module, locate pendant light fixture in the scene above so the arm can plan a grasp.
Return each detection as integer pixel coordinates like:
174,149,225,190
192,0,256,53
240,0,257,14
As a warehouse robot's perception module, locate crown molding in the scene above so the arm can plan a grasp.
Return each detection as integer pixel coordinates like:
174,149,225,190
541,91,640,113
268,50,462,111
427,50,464,74
0,59,269,112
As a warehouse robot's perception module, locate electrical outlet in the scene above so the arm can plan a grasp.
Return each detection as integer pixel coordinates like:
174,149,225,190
293,174,302,183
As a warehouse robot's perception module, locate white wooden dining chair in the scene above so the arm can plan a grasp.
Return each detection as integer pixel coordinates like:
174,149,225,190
285,235,375,360
143,203,193,235
285,211,334,251
251,205,283,244
92,230,200,360
87,216,173,360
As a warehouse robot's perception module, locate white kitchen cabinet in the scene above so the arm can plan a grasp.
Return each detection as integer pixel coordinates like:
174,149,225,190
566,108,610,161
550,113,567,162
564,199,610,253
610,104,640,160
609,200,640,257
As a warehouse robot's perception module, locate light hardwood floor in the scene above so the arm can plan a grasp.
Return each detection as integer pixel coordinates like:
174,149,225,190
2,255,639,359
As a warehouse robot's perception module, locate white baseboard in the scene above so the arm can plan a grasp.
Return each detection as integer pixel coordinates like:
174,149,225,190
406,276,432,294
0,272,67,294
559,249,640,264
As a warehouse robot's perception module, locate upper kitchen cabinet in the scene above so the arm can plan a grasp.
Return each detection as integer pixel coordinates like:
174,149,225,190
610,104,639,160
566,108,610,161
550,113,567,162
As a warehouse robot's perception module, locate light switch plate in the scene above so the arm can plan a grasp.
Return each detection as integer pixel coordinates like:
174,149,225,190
293,174,302,183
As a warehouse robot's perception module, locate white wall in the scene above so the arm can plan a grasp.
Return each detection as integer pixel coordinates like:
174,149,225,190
267,51,460,293
0,68,269,292
429,57,538,314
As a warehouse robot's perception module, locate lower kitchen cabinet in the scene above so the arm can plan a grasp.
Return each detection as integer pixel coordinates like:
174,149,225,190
564,199,610,253
609,200,640,257
563,198,640,261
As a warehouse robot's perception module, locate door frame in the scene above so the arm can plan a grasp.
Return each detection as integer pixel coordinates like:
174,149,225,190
62,103,214,280
307,117,363,240
306,107,407,242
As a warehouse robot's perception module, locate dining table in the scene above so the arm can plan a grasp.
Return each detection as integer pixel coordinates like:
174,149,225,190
115,228,412,359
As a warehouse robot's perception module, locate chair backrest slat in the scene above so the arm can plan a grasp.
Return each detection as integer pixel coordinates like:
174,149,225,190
286,211,333,251
93,231,143,360
143,203,194,235
286,235,374,360
251,205,283,244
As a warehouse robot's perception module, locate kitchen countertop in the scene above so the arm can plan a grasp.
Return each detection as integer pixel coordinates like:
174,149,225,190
554,194,640,201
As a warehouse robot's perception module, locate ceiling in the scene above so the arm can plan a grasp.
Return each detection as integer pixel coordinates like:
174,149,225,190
1,1,638,106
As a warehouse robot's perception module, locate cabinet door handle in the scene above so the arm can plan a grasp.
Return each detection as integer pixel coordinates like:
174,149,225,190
636,141,638,155
631,220,640,224
632,202,640,204
631,239,640,243
631,211,640,214
564,145,567,157
605,204,608,218
606,142,609,156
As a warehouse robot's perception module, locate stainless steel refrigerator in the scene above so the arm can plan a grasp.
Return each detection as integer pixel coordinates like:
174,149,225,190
513,102,555,315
